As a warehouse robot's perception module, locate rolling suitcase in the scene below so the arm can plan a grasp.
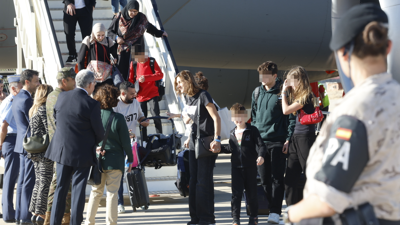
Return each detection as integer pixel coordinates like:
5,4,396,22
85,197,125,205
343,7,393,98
125,168,150,211
125,142,151,211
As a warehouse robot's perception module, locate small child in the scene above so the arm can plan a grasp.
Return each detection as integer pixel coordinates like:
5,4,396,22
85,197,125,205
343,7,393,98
221,103,267,225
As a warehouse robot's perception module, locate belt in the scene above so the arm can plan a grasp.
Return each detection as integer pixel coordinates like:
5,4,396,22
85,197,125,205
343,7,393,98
6,133,17,137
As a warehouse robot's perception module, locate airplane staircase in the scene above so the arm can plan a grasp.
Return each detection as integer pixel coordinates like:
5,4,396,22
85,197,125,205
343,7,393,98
12,0,186,196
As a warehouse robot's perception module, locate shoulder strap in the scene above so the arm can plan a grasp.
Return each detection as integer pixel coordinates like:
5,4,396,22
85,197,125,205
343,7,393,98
197,94,201,139
254,87,260,110
101,112,116,151
133,61,137,80
149,57,155,74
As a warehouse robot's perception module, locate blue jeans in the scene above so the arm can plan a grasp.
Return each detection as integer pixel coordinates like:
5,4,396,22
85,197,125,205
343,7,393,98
118,173,124,206
188,150,218,224
111,0,127,14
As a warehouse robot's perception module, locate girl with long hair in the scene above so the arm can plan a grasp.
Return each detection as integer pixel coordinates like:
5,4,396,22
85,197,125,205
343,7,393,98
174,70,221,225
281,66,316,206
28,84,54,224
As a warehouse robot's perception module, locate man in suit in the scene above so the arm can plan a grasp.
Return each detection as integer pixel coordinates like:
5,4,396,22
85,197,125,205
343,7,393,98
12,70,40,225
63,0,96,63
0,75,23,223
45,69,104,225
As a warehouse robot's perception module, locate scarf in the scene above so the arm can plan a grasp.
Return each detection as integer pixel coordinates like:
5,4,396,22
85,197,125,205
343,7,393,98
121,0,139,21
82,23,109,46
118,12,148,54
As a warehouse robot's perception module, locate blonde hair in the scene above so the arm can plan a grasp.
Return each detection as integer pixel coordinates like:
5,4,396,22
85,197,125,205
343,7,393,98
174,70,201,96
29,84,53,118
285,66,313,115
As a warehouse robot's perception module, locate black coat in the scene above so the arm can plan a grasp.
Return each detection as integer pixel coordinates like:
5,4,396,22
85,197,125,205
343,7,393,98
63,0,96,13
221,123,267,168
45,88,104,167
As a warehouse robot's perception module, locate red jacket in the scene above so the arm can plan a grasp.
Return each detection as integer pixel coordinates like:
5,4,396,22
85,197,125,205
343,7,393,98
129,58,163,102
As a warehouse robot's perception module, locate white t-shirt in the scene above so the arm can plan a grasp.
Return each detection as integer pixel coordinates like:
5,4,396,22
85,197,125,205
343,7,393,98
113,97,144,136
74,0,86,9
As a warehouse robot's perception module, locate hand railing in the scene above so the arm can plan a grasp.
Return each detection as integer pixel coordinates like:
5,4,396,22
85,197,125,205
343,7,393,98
139,0,186,135
13,0,63,87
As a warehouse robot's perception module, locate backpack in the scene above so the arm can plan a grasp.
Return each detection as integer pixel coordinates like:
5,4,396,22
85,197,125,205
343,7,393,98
253,86,261,110
132,57,165,101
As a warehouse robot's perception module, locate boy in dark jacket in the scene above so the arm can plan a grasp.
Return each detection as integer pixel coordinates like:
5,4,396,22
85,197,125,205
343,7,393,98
251,61,296,224
222,103,267,225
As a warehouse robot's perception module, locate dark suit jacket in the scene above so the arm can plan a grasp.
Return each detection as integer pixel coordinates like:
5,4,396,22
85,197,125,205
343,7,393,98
63,0,96,13
45,88,104,167
12,89,33,154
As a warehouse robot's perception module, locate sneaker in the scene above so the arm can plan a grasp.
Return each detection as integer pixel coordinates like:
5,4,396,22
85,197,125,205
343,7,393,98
248,217,258,225
232,219,240,225
186,221,198,225
66,55,77,63
267,213,280,224
118,205,126,214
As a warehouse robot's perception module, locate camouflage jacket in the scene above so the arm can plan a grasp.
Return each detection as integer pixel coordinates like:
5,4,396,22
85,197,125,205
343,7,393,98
304,73,400,220
46,87,63,141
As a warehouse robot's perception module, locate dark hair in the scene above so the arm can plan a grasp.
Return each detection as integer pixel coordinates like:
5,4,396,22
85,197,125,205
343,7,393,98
119,81,135,92
258,61,278,75
21,69,39,85
194,71,209,91
353,21,388,59
94,84,119,109
230,103,246,114
174,70,201,96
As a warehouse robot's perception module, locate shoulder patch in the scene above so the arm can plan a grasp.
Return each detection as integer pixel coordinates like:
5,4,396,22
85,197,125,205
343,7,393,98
315,115,369,193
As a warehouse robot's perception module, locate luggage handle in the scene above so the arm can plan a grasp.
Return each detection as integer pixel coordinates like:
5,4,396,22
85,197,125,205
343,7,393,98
138,116,176,161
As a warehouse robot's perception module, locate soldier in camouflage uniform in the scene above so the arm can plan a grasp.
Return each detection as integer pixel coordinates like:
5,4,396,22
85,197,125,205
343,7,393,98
283,4,400,225
44,67,76,225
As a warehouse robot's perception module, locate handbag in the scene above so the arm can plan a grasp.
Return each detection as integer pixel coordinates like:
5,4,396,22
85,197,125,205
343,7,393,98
298,106,323,125
23,125,49,154
195,97,217,159
111,65,124,87
87,112,116,186
218,107,235,140
87,42,113,83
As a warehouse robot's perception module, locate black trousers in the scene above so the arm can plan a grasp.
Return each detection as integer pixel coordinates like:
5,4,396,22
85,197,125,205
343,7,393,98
63,7,93,55
188,150,217,224
257,142,286,215
117,50,131,81
140,97,162,141
284,133,316,206
50,163,90,225
231,166,258,220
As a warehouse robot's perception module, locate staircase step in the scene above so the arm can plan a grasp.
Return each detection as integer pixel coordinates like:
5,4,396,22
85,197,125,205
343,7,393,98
50,7,113,20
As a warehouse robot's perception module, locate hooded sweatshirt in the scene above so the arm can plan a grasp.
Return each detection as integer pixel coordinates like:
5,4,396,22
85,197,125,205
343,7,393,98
251,78,295,143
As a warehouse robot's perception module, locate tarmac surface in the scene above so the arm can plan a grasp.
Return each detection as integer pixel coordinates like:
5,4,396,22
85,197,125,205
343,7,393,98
81,154,285,225
0,154,285,225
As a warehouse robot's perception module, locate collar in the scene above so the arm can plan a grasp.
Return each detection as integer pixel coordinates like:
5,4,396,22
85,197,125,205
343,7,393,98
231,123,251,135
21,89,32,97
77,87,88,95
55,87,64,92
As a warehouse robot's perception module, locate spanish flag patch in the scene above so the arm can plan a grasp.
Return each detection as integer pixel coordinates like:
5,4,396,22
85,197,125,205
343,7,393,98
336,128,352,141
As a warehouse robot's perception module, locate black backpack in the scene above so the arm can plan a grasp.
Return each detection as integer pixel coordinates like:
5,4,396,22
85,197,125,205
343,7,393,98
132,57,165,101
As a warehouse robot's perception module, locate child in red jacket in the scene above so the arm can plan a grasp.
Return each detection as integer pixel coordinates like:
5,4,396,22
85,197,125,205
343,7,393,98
128,47,163,141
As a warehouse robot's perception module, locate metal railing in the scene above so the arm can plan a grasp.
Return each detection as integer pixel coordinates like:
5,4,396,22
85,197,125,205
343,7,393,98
139,0,186,135
13,0,63,86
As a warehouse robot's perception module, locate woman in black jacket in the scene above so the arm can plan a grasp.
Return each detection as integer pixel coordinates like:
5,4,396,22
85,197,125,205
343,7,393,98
174,70,221,225
107,0,168,80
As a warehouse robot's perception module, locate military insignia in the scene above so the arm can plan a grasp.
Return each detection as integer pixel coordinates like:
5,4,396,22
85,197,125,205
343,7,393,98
335,128,352,141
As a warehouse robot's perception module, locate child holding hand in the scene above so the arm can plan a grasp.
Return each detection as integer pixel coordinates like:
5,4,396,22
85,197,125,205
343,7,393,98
221,103,267,225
